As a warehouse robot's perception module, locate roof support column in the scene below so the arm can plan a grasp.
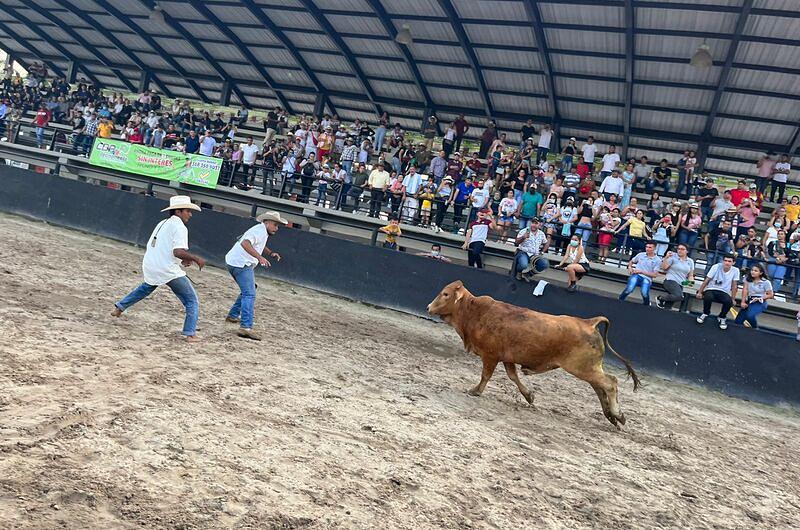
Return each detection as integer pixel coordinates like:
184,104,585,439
313,92,326,118
219,81,231,107
66,61,78,84
137,71,151,94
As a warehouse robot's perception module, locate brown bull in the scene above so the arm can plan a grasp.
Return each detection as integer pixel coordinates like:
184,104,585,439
427,280,641,428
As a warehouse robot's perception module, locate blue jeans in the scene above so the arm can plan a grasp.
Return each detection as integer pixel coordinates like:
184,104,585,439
519,217,532,230
677,229,699,256
734,301,766,328
315,182,328,205
342,159,353,179
513,252,550,276
561,155,573,171
374,128,386,153
36,126,46,147
227,265,256,329
767,259,787,291
116,276,199,336
619,274,652,305
576,222,593,245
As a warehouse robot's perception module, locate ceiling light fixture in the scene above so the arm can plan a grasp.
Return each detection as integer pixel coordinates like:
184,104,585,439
149,3,165,23
394,24,413,46
690,41,713,69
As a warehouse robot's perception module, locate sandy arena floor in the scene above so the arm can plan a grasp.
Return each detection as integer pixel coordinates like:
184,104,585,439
0,212,799,529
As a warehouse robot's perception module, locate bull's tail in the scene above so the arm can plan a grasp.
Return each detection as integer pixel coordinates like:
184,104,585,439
593,317,641,392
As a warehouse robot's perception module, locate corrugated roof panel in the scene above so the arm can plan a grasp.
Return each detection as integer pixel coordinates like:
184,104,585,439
393,19,457,42
736,41,800,70
746,14,800,40
357,59,413,81
230,26,281,46
4,23,47,41
207,5,261,25
89,14,134,33
314,0,370,9
418,63,475,88
61,43,96,61
16,7,58,25
370,79,423,102
705,159,760,178
297,51,349,74
244,96,283,108
556,77,625,103
484,70,546,94
463,24,534,47
408,43,468,64
202,91,222,102
114,33,150,52
286,92,317,104
628,148,684,165
727,68,800,97
193,79,223,90
720,92,800,121
102,48,137,66
637,8,738,32
267,68,313,87
490,94,549,116
633,85,714,112
635,59,721,86
382,0,446,17
133,17,179,39
538,3,623,27
152,37,196,57
286,101,314,114
262,8,320,30
384,106,424,119
561,103,624,126
206,43,247,63
451,0,526,21
219,62,263,82
326,14,385,36
545,29,624,54
708,145,766,161
106,0,150,15
29,0,60,9
247,47,296,68
181,22,227,40
160,2,204,21
315,73,365,94
629,137,697,153
285,31,339,52
636,35,729,61
94,75,125,88
329,96,374,112
713,118,795,145
754,0,798,8
155,75,189,87
344,37,403,58
633,109,706,134
429,86,484,108
476,48,541,70
649,0,741,4
551,55,625,78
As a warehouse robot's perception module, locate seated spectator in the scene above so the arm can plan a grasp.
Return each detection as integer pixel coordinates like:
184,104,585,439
646,159,672,193
379,216,401,250
766,230,789,292
555,234,590,292
657,244,695,309
729,180,750,206
736,227,764,270
599,169,624,200
734,264,774,329
695,255,740,330
652,215,674,257
697,178,719,220
619,241,661,306
512,217,550,281
417,244,451,262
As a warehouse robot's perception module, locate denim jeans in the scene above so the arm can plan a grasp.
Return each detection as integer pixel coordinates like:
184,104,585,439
115,276,199,336
619,274,652,305
227,265,256,329
536,147,549,164
36,126,46,147
767,259,787,291
677,229,699,256
316,182,328,206
513,252,550,277
342,159,353,179
576,222,593,245
734,301,766,328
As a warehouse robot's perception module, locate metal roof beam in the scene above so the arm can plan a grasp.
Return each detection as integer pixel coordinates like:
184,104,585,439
0,21,65,79
188,0,292,112
297,0,382,116
788,130,800,157
94,0,207,103
523,1,559,121
437,0,494,118
366,0,435,112
622,0,634,159
697,0,753,169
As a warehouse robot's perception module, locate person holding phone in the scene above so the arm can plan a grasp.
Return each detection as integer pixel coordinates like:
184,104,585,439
733,264,773,329
696,255,740,330
656,244,694,310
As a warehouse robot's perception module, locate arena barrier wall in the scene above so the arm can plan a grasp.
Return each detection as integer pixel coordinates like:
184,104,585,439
2,166,799,407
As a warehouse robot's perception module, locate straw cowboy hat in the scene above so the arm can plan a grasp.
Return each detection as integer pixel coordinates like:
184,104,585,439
161,195,201,212
257,211,288,224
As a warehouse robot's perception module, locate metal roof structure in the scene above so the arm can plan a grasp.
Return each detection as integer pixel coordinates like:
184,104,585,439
1,0,799,180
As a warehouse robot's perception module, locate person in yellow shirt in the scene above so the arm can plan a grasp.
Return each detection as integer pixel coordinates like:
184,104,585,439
785,195,800,227
379,215,402,250
418,176,436,227
615,209,651,254
97,118,114,139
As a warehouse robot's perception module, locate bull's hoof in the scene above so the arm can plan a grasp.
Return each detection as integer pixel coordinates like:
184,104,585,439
617,413,627,426
467,387,482,397
605,413,618,428
523,392,534,405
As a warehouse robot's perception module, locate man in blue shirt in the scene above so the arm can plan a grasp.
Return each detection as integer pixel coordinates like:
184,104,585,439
452,176,474,232
0,99,8,137
184,130,200,154
619,242,662,306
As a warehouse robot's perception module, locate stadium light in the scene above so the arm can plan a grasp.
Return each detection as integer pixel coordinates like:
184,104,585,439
690,42,713,69
394,24,413,46
149,3,165,23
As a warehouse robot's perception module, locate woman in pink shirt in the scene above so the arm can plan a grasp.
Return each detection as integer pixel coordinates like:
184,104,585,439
735,198,760,239
677,202,703,255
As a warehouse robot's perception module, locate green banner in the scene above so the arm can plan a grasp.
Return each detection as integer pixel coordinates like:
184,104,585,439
88,138,221,189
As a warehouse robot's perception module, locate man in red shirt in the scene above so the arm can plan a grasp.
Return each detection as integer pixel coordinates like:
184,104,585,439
575,155,592,180
466,152,483,179
446,152,464,181
32,104,51,148
453,114,469,152
729,179,750,206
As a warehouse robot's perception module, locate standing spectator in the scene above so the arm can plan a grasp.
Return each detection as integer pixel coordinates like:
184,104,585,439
184,129,200,154
374,119,387,156
621,162,636,207
478,120,497,158
513,217,550,280
734,264,774,329
657,245,695,309
675,150,688,197
401,166,423,223
340,137,357,178
561,137,577,172
676,202,703,255
735,227,763,271
433,176,454,231
238,137,260,189
697,178,719,220
537,124,553,163
198,130,216,156
462,209,497,269
599,170,624,201
263,107,280,145
429,150,447,183
81,112,99,155
520,119,536,150
729,179,750,206
619,242,661,306
646,159,672,193
298,152,319,203
755,153,775,196
452,176,474,232
696,255,740,330
771,154,791,203
581,136,597,168
599,145,620,178
422,115,438,150
71,110,86,154
346,162,369,211
315,163,331,206
442,122,457,158
367,162,391,218
32,103,51,148
418,176,436,227
555,234,591,292
735,198,760,239
615,210,650,254
379,215,402,250
705,218,735,273
517,185,544,230
149,124,165,148
453,114,469,152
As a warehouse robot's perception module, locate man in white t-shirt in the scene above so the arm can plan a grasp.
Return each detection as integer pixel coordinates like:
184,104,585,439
401,166,423,223
581,136,597,167
771,153,791,203
224,211,288,340
238,136,260,189
199,130,217,156
600,145,620,178
695,254,740,330
537,124,553,164
112,196,206,342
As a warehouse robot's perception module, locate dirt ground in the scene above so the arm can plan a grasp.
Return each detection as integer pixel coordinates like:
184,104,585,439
0,212,799,530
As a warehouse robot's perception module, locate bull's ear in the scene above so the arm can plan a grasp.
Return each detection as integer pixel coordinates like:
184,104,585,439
454,287,465,303
453,280,463,290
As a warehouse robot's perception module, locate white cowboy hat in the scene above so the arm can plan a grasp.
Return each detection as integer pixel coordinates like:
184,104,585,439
257,211,288,224
161,195,201,212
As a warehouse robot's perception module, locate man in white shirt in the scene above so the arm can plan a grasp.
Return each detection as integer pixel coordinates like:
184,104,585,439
401,166,423,223
581,136,597,167
199,130,217,157
367,165,391,218
468,179,490,224
695,255,739,330
537,124,553,164
600,145,620,178
238,136,260,189
771,154,791,203
599,170,625,200
224,211,288,340
513,217,550,281
112,196,206,342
